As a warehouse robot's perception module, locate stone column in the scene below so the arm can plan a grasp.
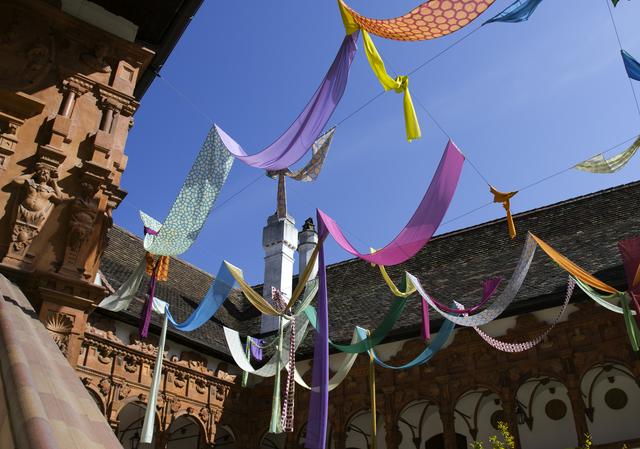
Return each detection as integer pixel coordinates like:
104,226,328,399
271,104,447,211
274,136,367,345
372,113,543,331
566,378,589,447
500,394,523,449
298,218,318,281
261,212,298,333
439,403,457,449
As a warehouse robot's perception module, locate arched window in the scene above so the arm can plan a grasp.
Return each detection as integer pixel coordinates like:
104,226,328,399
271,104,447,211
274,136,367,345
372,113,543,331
116,402,158,449
345,410,385,449
259,431,286,449
397,399,442,448
213,425,236,448
453,388,502,445
167,415,205,449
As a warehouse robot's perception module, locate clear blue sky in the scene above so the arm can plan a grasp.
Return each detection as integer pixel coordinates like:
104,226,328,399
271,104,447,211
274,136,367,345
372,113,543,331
114,0,640,283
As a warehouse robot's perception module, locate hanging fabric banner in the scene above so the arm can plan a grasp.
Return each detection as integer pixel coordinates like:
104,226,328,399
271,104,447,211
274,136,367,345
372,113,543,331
490,186,518,239
303,293,411,353
291,328,360,391
574,278,640,351
483,0,544,25
318,140,464,266
474,277,575,352
409,234,537,326
269,128,337,182
622,50,640,81
99,261,238,334
361,29,421,141
140,125,234,256
140,299,168,445
216,34,357,171
355,312,457,370
619,236,640,293
529,234,619,293
367,329,378,449
305,213,330,449
98,259,147,312
338,0,496,41
574,136,640,173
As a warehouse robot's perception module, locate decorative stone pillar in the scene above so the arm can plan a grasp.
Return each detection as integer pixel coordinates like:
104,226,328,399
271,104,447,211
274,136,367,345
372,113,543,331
439,403,457,449
383,388,401,449
261,212,298,333
500,394,522,449
298,217,318,281
566,378,589,446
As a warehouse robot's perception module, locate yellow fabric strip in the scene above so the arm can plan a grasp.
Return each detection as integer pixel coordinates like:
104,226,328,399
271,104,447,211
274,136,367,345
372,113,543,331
361,29,421,142
225,262,281,316
530,233,619,294
337,0,359,35
225,237,325,317
490,186,518,240
378,265,416,298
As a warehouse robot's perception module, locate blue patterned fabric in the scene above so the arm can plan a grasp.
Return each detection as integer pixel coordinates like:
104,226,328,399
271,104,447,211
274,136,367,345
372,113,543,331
484,0,544,25
622,50,640,81
141,125,234,256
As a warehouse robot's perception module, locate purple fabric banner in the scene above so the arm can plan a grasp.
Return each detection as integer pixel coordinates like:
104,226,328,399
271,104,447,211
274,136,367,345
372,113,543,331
250,338,264,362
619,236,640,292
305,212,330,449
216,33,358,171
317,140,464,266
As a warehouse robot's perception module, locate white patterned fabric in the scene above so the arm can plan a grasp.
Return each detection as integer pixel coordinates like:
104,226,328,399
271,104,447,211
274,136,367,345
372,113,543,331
141,125,234,256
408,234,537,326
473,277,575,352
575,136,640,173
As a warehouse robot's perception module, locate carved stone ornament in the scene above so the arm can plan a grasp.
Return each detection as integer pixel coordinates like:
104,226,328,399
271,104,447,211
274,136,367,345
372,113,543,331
174,372,187,389
195,379,207,394
98,378,111,396
170,399,181,414
80,43,112,73
0,6,54,91
123,355,139,373
199,407,211,423
2,163,63,267
59,180,100,278
44,311,74,355
118,383,131,400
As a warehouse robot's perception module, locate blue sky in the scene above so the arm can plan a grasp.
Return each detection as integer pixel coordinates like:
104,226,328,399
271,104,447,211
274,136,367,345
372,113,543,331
114,0,640,283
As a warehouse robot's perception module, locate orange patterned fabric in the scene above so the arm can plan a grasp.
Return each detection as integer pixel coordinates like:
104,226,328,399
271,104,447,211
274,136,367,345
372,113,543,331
339,0,495,41
145,252,170,282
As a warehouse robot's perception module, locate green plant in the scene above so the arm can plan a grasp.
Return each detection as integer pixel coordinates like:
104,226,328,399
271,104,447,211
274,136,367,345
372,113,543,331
470,422,515,449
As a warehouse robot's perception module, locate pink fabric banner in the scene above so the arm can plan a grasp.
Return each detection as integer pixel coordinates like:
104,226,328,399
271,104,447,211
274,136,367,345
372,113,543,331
317,140,464,266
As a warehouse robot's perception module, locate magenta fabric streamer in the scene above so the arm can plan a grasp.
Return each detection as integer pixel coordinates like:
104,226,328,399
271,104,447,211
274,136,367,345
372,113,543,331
317,140,464,266
139,266,158,338
305,212,329,449
618,236,640,322
420,296,430,341
215,33,358,171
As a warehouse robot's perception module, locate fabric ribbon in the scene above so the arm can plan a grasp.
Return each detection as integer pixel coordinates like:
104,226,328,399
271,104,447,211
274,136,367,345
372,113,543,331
622,50,640,82
361,29,420,142
409,234,537,326
140,299,168,445
574,278,640,351
225,237,325,316
338,0,496,41
139,259,160,338
355,312,457,370
305,212,330,449
368,329,377,449
574,136,640,173
529,234,619,294
140,125,234,256
490,186,518,239
216,34,357,171
318,140,464,266
483,0,544,25
268,128,336,182
474,277,575,352
280,314,296,433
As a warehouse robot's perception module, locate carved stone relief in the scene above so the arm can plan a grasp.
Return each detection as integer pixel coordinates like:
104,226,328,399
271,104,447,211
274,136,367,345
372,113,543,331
44,311,74,355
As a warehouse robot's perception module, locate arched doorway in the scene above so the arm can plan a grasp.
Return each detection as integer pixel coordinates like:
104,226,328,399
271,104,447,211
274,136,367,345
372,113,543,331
213,425,236,448
397,400,442,448
345,410,386,449
116,402,158,449
424,433,467,449
167,415,205,449
453,388,502,445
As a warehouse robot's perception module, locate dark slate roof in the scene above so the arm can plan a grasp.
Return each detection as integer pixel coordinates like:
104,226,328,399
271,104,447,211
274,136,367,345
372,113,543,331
98,181,640,359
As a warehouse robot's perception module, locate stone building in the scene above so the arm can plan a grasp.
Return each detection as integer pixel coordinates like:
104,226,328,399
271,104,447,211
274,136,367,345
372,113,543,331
1,2,640,449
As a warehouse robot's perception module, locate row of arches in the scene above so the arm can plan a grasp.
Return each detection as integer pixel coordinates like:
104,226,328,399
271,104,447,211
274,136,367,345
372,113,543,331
251,362,640,449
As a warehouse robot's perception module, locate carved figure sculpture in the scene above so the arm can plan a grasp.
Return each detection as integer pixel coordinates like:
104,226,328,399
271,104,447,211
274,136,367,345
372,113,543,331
3,163,62,265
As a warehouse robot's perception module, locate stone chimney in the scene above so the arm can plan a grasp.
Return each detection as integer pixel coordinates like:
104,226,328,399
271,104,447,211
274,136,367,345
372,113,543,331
298,218,318,281
261,212,298,333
